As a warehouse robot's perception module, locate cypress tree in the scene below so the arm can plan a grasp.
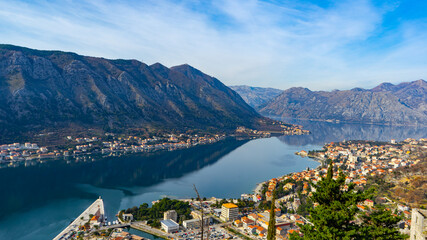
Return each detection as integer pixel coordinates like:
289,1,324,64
267,191,276,240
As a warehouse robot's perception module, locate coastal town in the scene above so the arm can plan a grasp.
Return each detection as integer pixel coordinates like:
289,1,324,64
54,138,426,240
0,134,225,163
0,123,308,168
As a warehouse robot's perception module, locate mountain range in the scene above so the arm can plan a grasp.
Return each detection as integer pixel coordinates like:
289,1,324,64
229,85,283,109
0,44,267,139
2,44,425,141
256,80,427,125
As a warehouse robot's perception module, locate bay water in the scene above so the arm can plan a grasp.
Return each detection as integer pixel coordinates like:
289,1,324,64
0,120,425,239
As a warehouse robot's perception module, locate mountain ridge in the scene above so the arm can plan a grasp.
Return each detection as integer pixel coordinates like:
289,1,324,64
229,85,283,109
258,80,427,125
0,44,266,140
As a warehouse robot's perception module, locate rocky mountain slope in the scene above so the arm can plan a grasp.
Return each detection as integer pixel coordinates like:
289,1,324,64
0,44,265,138
229,85,283,109
259,80,427,125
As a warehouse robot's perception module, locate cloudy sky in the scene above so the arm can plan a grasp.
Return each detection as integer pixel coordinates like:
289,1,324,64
0,0,426,90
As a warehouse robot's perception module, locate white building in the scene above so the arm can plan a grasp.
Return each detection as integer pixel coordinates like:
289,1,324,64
160,219,179,233
349,155,358,163
220,203,239,222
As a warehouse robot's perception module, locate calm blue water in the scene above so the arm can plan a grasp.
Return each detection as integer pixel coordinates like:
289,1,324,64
127,228,163,239
0,120,425,240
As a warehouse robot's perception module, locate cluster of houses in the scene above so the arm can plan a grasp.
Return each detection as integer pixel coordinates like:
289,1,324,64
281,127,310,136
316,138,425,172
0,142,49,162
0,133,226,165
98,134,225,155
254,138,426,237
291,139,427,192
235,123,310,137
307,138,426,187
1,122,313,166
154,200,306,239
233,209,305,239
235,127,271,137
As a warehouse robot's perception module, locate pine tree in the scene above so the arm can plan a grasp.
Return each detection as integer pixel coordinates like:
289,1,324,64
359,205,407,240
290,162,372,240
290,162,406,240
267,191,276,240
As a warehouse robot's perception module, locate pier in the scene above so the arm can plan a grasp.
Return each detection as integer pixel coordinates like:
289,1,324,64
53,197,105,240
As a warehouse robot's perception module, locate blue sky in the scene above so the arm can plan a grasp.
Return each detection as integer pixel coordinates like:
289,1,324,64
0,0,426,90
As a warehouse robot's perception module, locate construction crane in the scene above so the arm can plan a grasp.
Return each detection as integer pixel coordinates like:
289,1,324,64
193,184,210,240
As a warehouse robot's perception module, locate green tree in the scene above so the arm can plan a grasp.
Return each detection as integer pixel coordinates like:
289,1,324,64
267,191,276,240
123,197,192,227
290,162,372,240
290,162,406,240
359,205,407,240
297,196,312,216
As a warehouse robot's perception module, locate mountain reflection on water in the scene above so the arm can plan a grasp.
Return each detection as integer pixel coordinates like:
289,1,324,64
0,138,247,220
278,118,427,146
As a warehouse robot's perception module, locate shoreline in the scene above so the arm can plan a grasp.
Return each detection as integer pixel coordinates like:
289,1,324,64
251,153,324,196
307,155,325,168
0,135,273,168
0,131,310,169
253,181,266,196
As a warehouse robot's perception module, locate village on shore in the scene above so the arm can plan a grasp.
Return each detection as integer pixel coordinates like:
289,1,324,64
55,138,426,240
0,123,308,168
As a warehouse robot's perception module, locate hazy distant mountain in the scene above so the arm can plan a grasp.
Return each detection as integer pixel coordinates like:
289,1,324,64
259,80,427,125
0,44,265,138
229,85,283,109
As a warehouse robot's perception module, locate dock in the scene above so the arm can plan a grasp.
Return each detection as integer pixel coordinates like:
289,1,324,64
53,197,105,240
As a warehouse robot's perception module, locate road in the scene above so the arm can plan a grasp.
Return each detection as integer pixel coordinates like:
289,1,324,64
100,223,130,230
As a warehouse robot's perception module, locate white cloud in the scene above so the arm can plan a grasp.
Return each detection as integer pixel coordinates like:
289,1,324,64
0,0,425,90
